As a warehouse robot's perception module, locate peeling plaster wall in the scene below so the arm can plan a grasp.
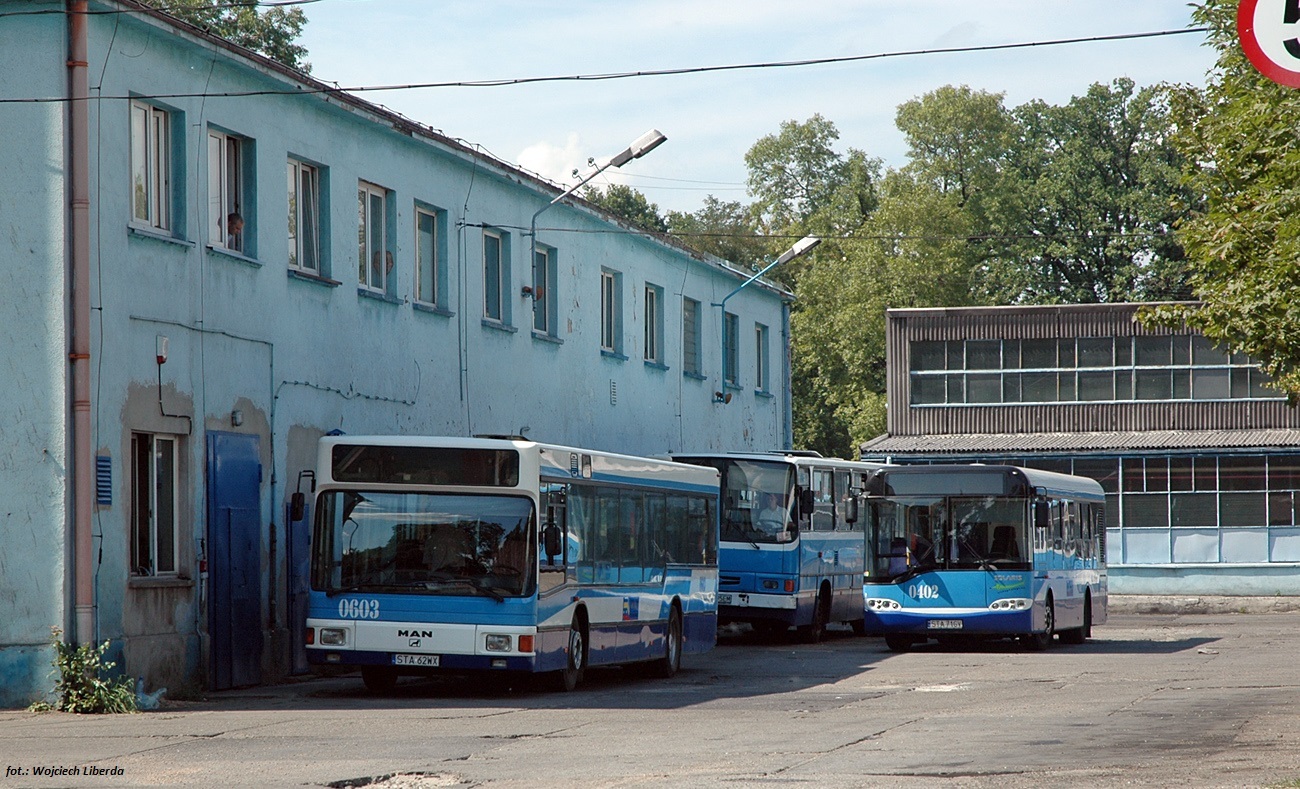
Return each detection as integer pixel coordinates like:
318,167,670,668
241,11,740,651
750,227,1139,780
0,6,69,708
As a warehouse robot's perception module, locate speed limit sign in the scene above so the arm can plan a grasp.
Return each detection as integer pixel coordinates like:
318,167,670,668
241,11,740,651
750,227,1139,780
1239,0,1300,87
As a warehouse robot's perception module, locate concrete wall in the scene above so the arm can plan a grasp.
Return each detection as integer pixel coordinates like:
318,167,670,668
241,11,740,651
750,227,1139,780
0,7,69,708
0,2,791,705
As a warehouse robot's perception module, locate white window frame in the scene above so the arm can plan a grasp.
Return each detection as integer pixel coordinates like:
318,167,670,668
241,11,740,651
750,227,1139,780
644,284,664,364
483,229,504,321
683,297,702,376
287,159,320,273
755,322,770,392
131,432,178,577
208,129,244,252
415,205,440,306
358,180,389,293
532,245,554,334
130,101,170,231
724,311,740,386
600,269,622,354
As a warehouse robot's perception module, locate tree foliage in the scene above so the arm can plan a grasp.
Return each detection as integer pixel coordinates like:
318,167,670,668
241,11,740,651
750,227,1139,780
1147,0,1300,399
665,197,769,272
146,0,310,72
582,183,668,234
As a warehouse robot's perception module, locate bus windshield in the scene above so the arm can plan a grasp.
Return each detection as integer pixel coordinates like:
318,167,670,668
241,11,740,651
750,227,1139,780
719,459,796,544
312,491,535,599
868,495,1030,579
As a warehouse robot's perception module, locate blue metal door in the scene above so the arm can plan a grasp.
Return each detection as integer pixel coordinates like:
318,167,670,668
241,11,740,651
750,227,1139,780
286,497,311,674
207,432,263,690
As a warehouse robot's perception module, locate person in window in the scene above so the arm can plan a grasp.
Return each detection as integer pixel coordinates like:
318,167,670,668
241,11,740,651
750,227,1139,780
755,492,788,534
226,212,244,251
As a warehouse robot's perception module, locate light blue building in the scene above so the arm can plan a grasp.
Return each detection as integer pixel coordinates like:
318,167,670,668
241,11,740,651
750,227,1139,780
0,1,792,706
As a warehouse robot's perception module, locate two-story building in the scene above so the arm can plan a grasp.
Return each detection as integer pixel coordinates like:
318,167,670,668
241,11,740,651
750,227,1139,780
0,1,792,706
860,304,1300,597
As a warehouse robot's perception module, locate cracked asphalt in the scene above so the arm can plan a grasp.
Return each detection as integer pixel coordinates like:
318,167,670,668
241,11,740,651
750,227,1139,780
4,610,1300,788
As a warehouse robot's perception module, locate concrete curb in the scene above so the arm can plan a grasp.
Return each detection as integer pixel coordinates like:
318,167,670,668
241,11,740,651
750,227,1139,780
1109,594,1300,615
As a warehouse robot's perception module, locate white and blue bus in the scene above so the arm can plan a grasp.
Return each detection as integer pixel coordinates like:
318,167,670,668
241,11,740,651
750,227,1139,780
303,436,720,692
862,464,1107,651
671,452,883,641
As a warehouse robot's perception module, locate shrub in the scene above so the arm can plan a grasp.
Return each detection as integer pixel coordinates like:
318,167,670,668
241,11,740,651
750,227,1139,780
35,627,137,714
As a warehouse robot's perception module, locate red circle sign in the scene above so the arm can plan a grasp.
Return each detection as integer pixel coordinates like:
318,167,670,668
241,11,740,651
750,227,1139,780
1239,0,1300,88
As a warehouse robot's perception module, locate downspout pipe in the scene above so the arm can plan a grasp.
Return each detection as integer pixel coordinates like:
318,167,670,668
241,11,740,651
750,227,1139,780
68,0,95,647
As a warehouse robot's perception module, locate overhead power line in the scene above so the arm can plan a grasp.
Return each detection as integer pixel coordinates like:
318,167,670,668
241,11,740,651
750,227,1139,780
0,27,1208,105
0,0,319,19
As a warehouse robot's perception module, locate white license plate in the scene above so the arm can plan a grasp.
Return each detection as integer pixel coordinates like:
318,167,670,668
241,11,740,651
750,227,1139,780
718,593,733,605
393,654,439,667
927,619,963,630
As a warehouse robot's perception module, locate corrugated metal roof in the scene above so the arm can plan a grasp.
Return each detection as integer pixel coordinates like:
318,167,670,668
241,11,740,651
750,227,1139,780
859,429,1300,456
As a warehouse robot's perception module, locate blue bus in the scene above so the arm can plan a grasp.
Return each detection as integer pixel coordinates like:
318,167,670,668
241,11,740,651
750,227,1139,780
303,436,720,692
862,464,1107,651
672,453,883,641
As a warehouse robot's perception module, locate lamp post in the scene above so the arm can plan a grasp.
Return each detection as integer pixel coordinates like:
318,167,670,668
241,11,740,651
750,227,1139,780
525,129,667,303
712,235,820,404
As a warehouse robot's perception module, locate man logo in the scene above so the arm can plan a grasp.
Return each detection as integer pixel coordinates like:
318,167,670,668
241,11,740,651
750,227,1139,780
397,629,433,638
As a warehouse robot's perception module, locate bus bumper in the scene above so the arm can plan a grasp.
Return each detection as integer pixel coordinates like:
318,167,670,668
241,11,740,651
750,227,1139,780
306,648,536,672
863,606,1034,636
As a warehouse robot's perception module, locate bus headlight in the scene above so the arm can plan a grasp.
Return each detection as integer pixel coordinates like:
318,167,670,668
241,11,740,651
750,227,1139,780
988,598,1031,611
319,628,348,646
866,598,902,611
485,634,512,652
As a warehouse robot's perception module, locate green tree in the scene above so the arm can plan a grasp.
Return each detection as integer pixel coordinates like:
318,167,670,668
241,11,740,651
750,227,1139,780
581,183,668,234
147,0,310,72
665,196,768,272
1148,0,1300,398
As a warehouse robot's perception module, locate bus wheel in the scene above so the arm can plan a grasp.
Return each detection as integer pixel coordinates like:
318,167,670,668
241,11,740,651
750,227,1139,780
554,617,586,692
1060,594,1091,645
796,590,829,644
1021,595,1055,651
361,667,397,694
651,607,683,679
884,634,912,652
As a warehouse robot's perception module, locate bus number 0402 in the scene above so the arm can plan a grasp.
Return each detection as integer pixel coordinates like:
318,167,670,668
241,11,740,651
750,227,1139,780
338,598,380,619
907,583,940,600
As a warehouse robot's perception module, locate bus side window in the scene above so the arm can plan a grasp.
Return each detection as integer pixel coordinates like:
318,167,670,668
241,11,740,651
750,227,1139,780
540,484,567,568
834,470,854,529
812,469,834,531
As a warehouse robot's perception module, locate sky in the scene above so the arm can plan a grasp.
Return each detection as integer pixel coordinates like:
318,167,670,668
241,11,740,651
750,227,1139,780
298,1,1218,216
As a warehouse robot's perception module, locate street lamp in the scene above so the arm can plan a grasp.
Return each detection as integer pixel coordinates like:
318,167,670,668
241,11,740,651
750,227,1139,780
525,129,667,295
712,235,821,404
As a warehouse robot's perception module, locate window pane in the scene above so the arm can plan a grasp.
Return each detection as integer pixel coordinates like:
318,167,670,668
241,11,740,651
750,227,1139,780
1123,493,1169,529
1192,335,1228,365
1021,339,1056,369
1170,492,1217,528
1115,370,1132,400
1002,372,1021,403
1172,335,1191,365
155,438,175,573
1115,337,1131,366
1136,369,1171,400
967,374,1000,403
1122,457,1144,493
1077,338,1113,367
1172,368,1191,399
286,163,299,268
417,211,436,303
1144,457,1169,492
946,374,965,404
683,299,699,373
357,189,367,283
1220,455,1266,491
1194,457,1217,491
912,375,945,404
1021,372,1056,402
532,249,548,332
131,104,150,221
484,234,501,319
1058,371,1076,401
1192,368,1230,400
1074,458,1119,494
1220,493,1267,528
966,340,1000,370
301,166,318,270
1168,457,1194,491
1135,336,1172,366
1269,493,1295,527
946,341,964,370
1270,455,1300,491
1231,367,1249,399
911,341,946,371
1251,368,1279,399
1078,371,1113,401
1058,339,1076,368
369,192,385,288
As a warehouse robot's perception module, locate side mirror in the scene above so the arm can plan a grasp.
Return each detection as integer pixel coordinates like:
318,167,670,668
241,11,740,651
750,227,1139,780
289,491,306,523
1034,500,1050,530
844,497,858,524
543,523,563,560
799,487,816,517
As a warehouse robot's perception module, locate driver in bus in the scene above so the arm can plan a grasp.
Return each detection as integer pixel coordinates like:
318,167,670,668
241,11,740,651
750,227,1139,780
755,492,788,535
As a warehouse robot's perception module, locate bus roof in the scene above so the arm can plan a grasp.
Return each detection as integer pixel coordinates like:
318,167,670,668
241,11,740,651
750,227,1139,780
865,464,1105,501
672,451,886,472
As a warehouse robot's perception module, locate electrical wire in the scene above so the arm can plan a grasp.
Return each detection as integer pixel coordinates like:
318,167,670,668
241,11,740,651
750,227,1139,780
0,27,1209,104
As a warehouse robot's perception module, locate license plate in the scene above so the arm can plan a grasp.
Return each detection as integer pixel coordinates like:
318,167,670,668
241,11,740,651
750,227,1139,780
393,654,438,667
718,593,733,605
927,619,963,630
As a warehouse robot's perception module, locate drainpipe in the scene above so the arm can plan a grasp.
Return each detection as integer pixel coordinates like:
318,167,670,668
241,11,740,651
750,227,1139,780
68,0,95,646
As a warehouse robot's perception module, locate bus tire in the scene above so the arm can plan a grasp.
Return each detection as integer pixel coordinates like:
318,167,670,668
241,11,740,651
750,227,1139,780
884,634,912,652
361,667,397,694
1060,594,1091,645
796,588,829,644
1022,594,1055,651
552,616,586,692
651,606,683,679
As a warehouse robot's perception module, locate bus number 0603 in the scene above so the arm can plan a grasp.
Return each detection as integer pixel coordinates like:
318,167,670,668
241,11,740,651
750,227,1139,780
338,598,380,619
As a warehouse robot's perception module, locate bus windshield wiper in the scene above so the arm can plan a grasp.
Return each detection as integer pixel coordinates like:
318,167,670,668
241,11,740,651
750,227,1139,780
326,582,389,598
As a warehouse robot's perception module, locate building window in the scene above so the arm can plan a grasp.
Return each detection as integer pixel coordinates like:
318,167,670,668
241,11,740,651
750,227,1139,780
415,204,446,308
287,159,321,273
131,433,178,576
683,297,702,376
532,245,557,335
130,101,171,231
208,130,249,253
909,335,1283,407
483,229,509,322
644,284,664,364
755,323,770,392
723,311,739,387
358,181,391,293
600,269,623,355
